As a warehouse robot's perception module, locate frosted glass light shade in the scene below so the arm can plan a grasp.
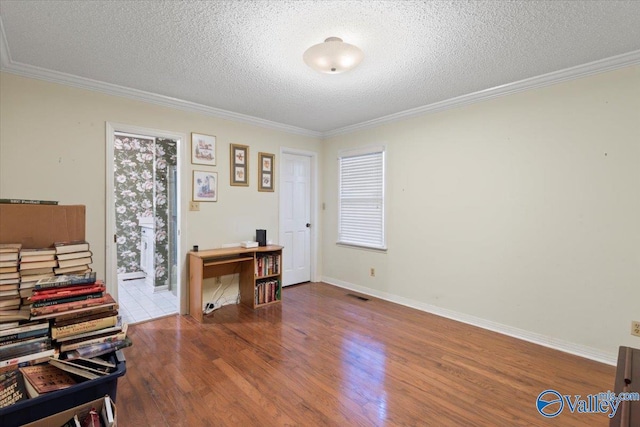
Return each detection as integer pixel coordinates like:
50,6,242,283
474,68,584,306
303,37,364,74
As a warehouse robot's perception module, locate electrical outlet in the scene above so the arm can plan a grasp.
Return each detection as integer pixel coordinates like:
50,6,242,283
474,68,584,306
632,321,640,337
370,268,375,277
189,201,200,211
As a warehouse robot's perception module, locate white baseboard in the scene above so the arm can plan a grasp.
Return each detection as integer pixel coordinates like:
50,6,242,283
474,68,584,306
321,276,617,366
117,271,146,281
152,284,169,293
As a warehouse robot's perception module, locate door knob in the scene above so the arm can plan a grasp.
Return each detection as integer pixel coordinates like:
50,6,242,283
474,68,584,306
306,223,311,228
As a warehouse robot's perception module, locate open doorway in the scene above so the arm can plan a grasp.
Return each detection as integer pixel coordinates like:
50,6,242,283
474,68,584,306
105,124,185,324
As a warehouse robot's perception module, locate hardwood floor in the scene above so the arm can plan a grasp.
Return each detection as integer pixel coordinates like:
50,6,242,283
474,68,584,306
117,282,615,426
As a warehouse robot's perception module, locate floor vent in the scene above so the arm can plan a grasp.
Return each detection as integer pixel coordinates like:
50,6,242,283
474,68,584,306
346,293,370,301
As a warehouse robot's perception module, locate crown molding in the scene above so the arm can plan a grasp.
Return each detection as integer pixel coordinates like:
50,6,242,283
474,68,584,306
0,20,321,139
1,12,638,141
324,49,640,138
0,60,322,138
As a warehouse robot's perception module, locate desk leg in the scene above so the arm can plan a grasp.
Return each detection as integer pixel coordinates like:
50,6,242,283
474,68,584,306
189,255,204,323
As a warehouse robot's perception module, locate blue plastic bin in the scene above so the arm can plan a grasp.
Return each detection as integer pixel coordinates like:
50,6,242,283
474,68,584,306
0,351,126,427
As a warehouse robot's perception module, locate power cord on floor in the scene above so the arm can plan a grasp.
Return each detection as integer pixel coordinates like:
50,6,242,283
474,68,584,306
203,266,240,315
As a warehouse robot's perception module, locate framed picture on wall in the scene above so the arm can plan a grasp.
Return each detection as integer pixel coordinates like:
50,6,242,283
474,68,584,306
191,133,216,166
193,170,218,202
258,152,275,192
230,143,249,186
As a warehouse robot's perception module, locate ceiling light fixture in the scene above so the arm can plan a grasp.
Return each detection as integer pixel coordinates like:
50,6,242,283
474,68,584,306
303,37,364,74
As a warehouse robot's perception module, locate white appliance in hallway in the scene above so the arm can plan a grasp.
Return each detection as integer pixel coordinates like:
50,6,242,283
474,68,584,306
138,216,155,287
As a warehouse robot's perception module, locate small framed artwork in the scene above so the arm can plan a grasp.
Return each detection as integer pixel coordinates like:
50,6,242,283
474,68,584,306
258,152,275,192
230,143,249,186
193,170,218,202
191,133,216,166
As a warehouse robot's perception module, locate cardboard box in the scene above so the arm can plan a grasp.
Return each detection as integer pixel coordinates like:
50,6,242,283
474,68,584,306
0,204,85,248
22,395,116,427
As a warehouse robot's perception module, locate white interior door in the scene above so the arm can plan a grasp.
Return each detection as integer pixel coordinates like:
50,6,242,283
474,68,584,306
280,153,311,286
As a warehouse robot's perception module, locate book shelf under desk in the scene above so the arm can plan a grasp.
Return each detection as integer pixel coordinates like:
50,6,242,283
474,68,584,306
188,245,283,323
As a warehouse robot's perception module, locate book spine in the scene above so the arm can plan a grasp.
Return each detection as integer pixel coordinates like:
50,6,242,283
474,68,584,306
30,295,113,316
0,199,58,205
0,331,49,346
0,322,49,337
52,315,117,340
67,337,131,359
33,275,98,290
34,281,90,291
31,292,103,308
29,301,117,321
31,285,105,300
57,257,92,268
53,309,116,328
53,242,90,255
0,335,48,350
48,359,100,380
0,322,20,331
0,356,47,375
55,322,123,343
59,330,127,352
0,260,19,267
52,307,115,324
0,341,51,360
0,348,55,368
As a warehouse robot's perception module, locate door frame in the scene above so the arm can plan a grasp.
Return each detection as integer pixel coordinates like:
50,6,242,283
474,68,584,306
279,147,319,284
105,122,189,314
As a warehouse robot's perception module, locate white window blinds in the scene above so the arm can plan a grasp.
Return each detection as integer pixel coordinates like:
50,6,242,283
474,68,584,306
338,147,386,250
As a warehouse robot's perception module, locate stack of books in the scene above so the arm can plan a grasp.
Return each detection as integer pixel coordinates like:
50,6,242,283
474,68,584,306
0,244,22,319
53,240,92,275
0,271,130,410
19,247,56,305
255,253,281,277
0,319,54,408
0,320,54,370
29,272,131,365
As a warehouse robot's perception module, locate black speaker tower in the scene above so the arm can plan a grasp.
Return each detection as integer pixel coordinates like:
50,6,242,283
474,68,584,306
256,229,267,246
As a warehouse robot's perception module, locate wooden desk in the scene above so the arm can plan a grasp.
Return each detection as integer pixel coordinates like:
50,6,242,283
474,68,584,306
188,245,283,322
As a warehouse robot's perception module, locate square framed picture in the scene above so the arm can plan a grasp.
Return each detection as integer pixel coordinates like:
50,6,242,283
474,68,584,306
193,170,218,202
191,133,216,166
258,152,275,192
230,144,249,186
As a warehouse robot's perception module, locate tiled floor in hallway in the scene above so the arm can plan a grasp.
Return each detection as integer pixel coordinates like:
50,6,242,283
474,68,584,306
117,278,178,325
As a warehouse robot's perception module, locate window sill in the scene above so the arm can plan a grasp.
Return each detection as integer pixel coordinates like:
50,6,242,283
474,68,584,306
336,242,387,252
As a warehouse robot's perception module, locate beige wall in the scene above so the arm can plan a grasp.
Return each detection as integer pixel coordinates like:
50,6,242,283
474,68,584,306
2,65,638,360
0,72,322,306
322,65,640,359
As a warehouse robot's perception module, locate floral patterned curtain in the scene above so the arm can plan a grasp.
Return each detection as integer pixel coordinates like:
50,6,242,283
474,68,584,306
114,134,177,288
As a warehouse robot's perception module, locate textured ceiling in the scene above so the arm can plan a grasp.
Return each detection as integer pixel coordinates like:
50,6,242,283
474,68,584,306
1,1,640,134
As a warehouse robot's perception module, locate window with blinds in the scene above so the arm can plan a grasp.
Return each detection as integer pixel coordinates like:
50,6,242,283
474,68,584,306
338,146,386,250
